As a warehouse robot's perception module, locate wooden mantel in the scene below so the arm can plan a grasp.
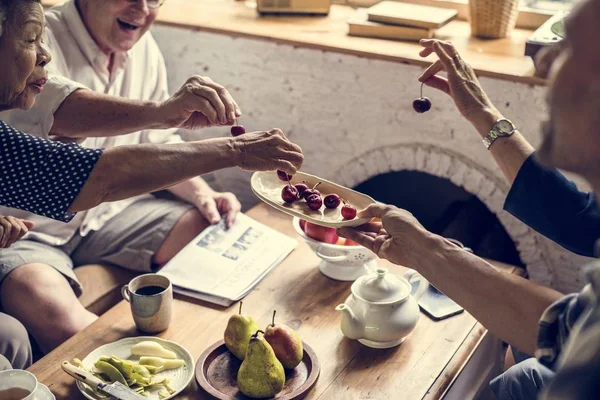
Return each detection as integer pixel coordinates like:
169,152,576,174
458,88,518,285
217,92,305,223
42,0,544,86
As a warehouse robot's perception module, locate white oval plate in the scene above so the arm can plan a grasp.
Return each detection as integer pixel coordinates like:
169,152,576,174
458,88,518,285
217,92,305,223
251,171,376,228
76,337,194,400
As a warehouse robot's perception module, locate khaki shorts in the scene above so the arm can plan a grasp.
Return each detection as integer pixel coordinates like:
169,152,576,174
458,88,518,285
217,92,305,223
0,197,192,297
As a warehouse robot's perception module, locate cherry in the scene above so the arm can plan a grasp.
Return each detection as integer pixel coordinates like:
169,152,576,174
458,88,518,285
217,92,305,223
302,182,322,200
230,125,246,136
294,183,309,197
306,194,323,211
324,193,341,209
413,83,432,114
341,204,357,220
281,184,299,203
277,170,292,182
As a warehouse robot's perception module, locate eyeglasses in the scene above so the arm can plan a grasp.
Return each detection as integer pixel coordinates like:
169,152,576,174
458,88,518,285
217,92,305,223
128,0,166,9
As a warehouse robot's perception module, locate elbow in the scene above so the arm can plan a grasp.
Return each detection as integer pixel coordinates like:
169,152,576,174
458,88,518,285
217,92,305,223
67,163,114,212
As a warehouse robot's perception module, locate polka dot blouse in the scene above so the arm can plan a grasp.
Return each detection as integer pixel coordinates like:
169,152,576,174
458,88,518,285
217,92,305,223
0,121,103,222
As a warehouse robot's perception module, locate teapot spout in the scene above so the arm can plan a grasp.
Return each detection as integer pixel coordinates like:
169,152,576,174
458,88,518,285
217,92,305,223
335,303,364,340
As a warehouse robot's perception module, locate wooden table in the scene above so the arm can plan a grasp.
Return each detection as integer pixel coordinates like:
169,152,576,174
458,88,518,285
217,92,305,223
29,203,522,399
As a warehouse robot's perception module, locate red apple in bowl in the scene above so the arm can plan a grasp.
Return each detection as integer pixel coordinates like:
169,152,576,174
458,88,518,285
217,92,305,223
304,222,339,244
300,219,307,231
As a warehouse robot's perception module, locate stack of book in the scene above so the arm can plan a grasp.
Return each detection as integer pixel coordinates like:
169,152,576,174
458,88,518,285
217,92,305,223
348,1,458,42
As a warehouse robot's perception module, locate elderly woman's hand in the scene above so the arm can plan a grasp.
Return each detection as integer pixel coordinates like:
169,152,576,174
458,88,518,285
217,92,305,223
0,217,34,248
338,204,437,269
233,128,304,175
418,39,502,133
159,75,242,129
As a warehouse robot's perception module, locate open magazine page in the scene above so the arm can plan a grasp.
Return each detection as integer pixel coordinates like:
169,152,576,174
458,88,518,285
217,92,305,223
159,213,297,302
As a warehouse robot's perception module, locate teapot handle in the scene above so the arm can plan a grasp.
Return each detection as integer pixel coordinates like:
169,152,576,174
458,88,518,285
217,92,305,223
403,269,428,301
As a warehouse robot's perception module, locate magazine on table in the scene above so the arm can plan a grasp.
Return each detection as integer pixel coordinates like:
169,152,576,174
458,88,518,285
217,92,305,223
159,213,297,307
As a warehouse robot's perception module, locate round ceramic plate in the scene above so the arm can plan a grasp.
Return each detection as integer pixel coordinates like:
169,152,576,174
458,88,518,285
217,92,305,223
195,340,320,400
251,171,375,228
76,337,194,400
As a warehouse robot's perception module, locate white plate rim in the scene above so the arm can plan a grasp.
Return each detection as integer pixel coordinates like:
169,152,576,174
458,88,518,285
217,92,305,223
251,171,374,228
75,336,194,400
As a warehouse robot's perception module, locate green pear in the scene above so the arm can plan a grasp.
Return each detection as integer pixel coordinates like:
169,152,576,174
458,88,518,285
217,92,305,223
264,310,303,369
237,330,285,398
224,302,260,360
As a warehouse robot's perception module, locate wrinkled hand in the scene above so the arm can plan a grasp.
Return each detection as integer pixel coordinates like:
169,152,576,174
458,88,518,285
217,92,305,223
418,39,499,130
233,129,304,175
160,75,241,130
194,191,242,229
0,217,34,248
338,204,433,268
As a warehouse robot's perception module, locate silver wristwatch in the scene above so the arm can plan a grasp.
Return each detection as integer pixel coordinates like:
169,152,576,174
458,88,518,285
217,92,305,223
483,118,516,150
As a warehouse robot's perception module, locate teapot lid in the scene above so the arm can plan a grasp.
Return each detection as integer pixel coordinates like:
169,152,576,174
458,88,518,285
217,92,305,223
354,268,409,303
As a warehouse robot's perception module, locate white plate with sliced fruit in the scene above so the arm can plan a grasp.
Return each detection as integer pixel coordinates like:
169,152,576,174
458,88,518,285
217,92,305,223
73,337,194,400
251,171,376,228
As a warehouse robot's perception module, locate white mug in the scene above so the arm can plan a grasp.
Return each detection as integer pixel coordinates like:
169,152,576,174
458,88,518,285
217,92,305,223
0,369,38,400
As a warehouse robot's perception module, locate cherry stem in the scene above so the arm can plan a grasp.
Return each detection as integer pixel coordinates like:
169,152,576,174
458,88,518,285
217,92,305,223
313,182,322,190
252,330,265,339
239,301,243,315
271,310,276,327
420,82,424,98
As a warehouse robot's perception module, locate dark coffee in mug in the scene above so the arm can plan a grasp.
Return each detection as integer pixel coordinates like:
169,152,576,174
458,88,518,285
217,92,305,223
0,387,31,400
135,285,166,296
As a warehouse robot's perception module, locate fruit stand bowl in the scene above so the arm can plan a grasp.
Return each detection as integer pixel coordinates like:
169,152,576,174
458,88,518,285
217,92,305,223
293,217,377,281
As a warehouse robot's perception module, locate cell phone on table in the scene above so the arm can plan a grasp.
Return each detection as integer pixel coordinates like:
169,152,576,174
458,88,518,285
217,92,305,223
412,281,464,321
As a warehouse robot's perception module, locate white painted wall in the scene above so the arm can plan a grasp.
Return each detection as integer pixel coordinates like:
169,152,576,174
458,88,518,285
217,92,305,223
151,25,591,293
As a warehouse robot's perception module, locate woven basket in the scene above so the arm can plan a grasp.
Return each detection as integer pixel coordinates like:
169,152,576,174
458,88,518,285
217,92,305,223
469,0,520,39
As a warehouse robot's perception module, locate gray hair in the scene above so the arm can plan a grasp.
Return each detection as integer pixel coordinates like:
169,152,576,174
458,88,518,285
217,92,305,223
0,0,42,38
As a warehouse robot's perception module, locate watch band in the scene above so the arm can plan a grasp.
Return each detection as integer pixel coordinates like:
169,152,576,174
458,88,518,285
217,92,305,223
483,118,514,150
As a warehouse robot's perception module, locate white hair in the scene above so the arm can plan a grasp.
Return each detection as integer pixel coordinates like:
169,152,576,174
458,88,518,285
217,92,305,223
0,0,41,38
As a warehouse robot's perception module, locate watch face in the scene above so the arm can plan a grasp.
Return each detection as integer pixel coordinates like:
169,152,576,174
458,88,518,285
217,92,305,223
497,119,515,135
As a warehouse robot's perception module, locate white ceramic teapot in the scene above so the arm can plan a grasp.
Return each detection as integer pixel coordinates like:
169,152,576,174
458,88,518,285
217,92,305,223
335,267,428,348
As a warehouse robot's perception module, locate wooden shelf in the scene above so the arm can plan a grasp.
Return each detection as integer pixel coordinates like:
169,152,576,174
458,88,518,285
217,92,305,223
42,0,544,86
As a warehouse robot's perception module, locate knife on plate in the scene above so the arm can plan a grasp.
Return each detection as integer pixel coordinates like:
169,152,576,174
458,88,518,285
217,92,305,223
62,361,147,400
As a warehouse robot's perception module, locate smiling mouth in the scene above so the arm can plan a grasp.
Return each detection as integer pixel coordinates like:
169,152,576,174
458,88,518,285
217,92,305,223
117,18,140,31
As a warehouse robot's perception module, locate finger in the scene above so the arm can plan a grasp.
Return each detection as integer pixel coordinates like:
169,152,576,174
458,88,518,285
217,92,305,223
418,60,445,83
423,75,451,95
0,225,4,248
22,220,35,230
432,42,458,76
190,97,219,126
225,208,239,229
284,151,305,170
198,198,221,225
357,203,393,219
0,220,10,248
371,234,387,256
13,218,29,243
272,160,298,175
338,228,376,252
6,217,23,246
353,221,383,234
205,82,237,124
419,47,434,58
192,86,227,125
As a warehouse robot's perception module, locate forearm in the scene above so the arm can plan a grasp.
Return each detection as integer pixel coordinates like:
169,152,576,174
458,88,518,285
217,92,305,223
415,234,562,354
167,177,215,204
470,108,535,184
50,89,166,138
69,138,236,212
